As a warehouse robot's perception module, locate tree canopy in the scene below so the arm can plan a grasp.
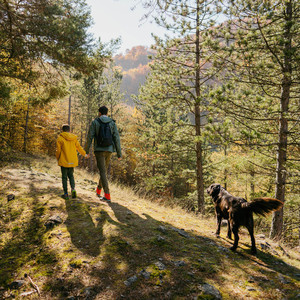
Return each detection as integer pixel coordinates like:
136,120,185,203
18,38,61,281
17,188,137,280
0,0,95,84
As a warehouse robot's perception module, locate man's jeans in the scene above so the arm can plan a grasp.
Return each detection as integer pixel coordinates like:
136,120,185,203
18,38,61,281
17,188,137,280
94,151,112,194
61,167,75,194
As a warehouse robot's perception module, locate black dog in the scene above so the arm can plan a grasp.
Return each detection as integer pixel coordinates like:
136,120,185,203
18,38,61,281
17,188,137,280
207,183,283,254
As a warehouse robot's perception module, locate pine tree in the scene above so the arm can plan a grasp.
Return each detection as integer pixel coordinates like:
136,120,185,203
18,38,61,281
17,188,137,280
213,0,300,239
138,0,223,212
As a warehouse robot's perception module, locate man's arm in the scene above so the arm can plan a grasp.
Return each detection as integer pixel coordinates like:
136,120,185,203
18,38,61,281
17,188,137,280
75,139,86,157
84,120,95,153
112,122,122,158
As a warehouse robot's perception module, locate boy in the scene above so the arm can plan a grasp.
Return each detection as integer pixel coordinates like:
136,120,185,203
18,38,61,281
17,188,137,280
56,124,88,199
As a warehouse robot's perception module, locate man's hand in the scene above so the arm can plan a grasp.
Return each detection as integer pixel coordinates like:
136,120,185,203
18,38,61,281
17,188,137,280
85,154,90,159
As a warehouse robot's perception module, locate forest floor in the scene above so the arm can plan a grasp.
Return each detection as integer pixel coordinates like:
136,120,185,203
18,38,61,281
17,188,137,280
0,152,299,300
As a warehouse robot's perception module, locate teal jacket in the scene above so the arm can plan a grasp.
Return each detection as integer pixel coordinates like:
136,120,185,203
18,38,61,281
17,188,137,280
85,115,122,158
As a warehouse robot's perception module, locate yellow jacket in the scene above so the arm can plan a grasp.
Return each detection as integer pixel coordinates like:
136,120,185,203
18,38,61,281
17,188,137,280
56,132,86,168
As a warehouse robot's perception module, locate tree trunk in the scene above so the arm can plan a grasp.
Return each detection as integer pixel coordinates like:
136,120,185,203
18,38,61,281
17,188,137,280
250,169,255,196
152,141,156,176
195,0,205,213
23,99,30,153
68,93,71,125
270,1,292,240
224,146,228,190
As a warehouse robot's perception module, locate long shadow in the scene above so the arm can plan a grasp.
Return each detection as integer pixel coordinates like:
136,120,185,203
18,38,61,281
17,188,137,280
80,201,224,299
84,201,299,299
218,233,300,279
0,182,59,287
64,198,107,257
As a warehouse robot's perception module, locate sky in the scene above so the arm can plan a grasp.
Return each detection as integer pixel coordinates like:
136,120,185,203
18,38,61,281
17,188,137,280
85,0,166,54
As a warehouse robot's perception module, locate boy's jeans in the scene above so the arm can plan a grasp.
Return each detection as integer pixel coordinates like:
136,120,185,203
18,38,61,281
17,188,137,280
61,167,75,194
94,151,112,194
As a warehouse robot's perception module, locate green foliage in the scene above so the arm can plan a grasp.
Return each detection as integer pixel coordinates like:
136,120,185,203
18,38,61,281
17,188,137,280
0,0,96,82
135,0,225,211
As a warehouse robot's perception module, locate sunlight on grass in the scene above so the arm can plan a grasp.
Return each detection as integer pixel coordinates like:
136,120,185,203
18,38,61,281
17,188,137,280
0,153,299,299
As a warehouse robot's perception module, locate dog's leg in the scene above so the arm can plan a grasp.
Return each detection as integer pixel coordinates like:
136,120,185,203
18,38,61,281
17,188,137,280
215,214,222,237
227,220,232,240
230,224,239,251
246,219,257,254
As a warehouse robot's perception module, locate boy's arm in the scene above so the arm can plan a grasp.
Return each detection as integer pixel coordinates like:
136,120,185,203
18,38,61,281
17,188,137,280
84,120,95,153
75,139,86,157
56,139,61,161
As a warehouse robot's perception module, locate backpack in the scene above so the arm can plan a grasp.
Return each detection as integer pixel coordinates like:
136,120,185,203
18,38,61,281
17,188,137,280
95,118,113,147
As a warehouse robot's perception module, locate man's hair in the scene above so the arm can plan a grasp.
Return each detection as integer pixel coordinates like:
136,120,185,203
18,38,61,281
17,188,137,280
62,124,70,132
99,106,108,115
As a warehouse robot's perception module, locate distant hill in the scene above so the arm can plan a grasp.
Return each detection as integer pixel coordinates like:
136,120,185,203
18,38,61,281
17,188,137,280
114,46,155,106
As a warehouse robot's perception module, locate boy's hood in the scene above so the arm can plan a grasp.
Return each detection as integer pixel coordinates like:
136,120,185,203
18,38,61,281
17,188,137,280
99,115,113,123
60,132,77,141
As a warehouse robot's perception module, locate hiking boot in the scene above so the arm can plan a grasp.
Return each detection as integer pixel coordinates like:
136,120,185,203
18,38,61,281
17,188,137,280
101,193,111,203
101,196,111,203
61,193,69,200
71,190,77,199
96,187,102,197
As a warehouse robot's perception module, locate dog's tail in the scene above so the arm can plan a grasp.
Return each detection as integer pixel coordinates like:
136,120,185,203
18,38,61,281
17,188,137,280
241,198,283,216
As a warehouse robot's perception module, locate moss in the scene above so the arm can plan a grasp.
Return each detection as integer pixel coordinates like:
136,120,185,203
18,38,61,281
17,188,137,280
69,259,83,268
196,295,216,300
12,226,21,233
36,253,57,264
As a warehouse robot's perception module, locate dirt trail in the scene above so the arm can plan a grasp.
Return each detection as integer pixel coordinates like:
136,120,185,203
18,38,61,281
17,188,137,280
0,159,299,300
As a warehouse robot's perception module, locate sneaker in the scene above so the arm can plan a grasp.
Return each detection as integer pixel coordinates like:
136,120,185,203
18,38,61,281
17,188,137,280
96,187,102,197
61,193,69,200
71,190,77,199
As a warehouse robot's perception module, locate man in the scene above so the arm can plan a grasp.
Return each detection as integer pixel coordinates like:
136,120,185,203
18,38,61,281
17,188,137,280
85,106,122,202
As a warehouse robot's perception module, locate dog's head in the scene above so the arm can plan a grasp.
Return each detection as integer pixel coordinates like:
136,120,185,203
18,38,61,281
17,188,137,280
207,183,222,198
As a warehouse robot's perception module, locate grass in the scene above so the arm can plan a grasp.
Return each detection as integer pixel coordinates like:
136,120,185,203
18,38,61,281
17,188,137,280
0,152,299,299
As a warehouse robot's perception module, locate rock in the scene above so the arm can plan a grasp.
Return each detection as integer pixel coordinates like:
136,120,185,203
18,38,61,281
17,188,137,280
248,276,255,283
217,246,230,253
7,194,15,201
257,234,265,239
155,261,166,270
198,283,222,300
124,275,138,286
171,226,190,238
174,260,186,267
260,242,270,250
158,225,167,233
157,235,165,242
9,280,25,289
49,215,63,224
44,216,63,229
259,242,279,255
278,274,290,284
139,270,151,279
246,286,256,291
70,263,81,268
84,287,93,296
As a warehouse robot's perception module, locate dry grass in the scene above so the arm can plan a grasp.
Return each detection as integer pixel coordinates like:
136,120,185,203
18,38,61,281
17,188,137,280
0,152,299,299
